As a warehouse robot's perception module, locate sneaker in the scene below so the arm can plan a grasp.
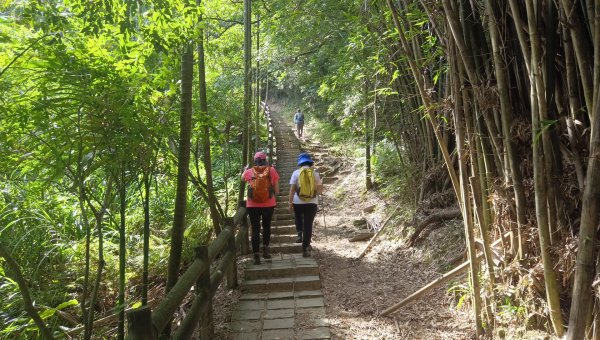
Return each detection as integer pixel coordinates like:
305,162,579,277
253,253,261,265
302,249,310,257
263,246,271,259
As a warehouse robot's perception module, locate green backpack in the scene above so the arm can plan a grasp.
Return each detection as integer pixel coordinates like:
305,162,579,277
297,168,317,201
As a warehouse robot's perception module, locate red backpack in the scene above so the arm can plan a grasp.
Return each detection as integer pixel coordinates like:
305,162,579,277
248,166,273,202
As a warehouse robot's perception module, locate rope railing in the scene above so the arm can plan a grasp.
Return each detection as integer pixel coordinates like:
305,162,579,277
126,205,250,340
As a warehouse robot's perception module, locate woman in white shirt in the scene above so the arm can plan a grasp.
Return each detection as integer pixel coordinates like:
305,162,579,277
288,153,323,257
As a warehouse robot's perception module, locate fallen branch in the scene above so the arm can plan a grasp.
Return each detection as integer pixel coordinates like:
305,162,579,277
380,231,513,317
349,232,375,242
380,257,470,317
35,306,79,327
356,204,401,260
65,297,157,338
408,209,461,246
65,311,127,337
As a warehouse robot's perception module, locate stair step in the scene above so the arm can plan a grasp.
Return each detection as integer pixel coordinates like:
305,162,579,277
270,225,296,234
275,208,292,215
272,213,293,220
238,289,324,301
245,263,319,280
241,275,321,293
276,202,292,208
323,177,337,184
271,219,295,226
271,234,298,243
270,242,303,254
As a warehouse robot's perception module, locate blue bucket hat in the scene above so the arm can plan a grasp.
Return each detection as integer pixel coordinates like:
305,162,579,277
297,153,314,166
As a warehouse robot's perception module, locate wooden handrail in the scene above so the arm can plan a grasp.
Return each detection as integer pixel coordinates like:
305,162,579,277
173,244,237,340
126,104,276,340
150,253,208,334
127,206,248,339
262,102,277,166
127,101,273,339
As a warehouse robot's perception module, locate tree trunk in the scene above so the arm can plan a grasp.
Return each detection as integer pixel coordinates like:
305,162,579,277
142,173,150,305
443,0,503,172
558,0,594,114
78,187,91,324
365,80,373,190
462,71,496,327
562,21,586,190
238,0,252,203
451,51,483,337
118,171,126,340
255,14,261,153
166,44,194,295
525,0,564,334
486,0,527,258
0,241,55,339
386,0,461,200
84,177,112,340
567,88,600,340
197,1,222,235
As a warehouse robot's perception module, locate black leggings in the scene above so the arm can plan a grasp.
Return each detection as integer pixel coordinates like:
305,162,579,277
247,207,274,253
293,203,318,250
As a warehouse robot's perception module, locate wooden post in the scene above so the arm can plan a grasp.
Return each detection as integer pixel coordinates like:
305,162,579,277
239,201,250,255
196,246,213,340
126,306,155,340
268,124,274,164
225,217,239,289
243,215,251,255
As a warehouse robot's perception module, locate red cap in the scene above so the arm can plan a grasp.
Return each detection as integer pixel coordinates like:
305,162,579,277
254,151,267,160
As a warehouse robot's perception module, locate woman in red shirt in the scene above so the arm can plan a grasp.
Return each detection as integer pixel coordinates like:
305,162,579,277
242,151,280,264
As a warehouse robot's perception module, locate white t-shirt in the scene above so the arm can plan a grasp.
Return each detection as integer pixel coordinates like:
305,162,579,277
289,166,322,204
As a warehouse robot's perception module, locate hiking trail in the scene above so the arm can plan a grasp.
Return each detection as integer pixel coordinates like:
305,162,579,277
221,103,472,339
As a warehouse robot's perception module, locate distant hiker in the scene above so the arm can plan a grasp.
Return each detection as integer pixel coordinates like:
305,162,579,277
294,109,305,138
288,153,323,257
243,151,280,264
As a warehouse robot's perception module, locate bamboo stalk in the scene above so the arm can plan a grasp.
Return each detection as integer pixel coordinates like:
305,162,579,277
381,232,512,317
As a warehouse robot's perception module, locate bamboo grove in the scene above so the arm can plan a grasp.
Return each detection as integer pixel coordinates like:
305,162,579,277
378,0,600,338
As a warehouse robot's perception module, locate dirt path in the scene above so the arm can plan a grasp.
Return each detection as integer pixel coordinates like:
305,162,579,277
310,186,473,339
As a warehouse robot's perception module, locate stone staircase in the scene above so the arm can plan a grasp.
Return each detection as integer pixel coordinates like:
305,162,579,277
241,255,321,293
229,108,331,340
